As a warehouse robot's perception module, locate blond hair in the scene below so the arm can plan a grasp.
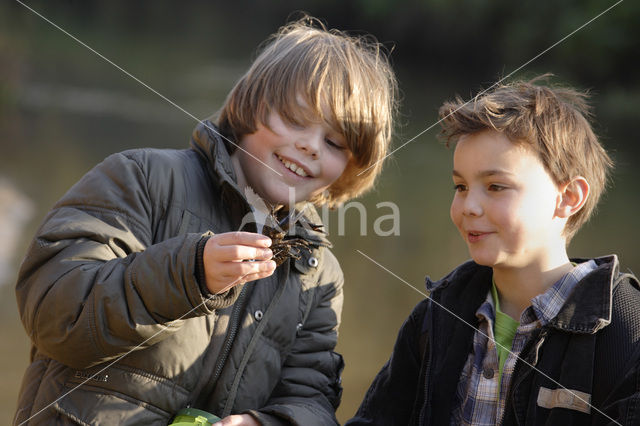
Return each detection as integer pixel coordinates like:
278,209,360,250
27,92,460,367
439,76,613,241
217,16,397,207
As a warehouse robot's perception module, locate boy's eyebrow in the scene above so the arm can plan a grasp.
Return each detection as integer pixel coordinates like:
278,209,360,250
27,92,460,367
452,169,515,178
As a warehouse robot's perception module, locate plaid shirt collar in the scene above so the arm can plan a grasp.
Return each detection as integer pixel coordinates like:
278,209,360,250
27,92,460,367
527,259,598,326
447,259,600,326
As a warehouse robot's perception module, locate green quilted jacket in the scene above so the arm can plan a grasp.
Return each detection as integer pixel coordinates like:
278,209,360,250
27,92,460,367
14,121,344,425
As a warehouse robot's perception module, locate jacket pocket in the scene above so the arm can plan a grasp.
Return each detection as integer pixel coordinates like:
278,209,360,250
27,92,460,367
53,384,170,425
59,364,190,424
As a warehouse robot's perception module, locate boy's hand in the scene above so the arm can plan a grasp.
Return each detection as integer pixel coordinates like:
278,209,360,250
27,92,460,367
203,232,276,294
218,414,260,426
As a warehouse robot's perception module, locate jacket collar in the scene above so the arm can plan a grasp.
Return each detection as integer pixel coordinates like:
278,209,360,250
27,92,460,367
425,259,482,293
189,120,330,247
190,119,239,188
425,255,620,335
549,255,619,334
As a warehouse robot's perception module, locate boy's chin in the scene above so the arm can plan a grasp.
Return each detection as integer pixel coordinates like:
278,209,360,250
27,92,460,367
471,256,522,270
471,258,495,267
468,252,500,268
258,192,305,208
260,187,320,208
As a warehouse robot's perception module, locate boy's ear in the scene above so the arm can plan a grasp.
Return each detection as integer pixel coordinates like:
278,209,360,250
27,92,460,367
555,176,590,218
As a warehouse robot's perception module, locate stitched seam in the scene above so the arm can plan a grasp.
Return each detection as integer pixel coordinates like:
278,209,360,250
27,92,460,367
53,204,149,240
21,357,52,424
30,263,103,356
87,288,106,363
52,404,91,426
122,152,157,224
109,364,190,397
300,282,316,328
59,383,171,417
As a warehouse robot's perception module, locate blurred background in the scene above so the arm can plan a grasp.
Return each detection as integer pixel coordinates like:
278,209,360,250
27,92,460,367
1,1,638,423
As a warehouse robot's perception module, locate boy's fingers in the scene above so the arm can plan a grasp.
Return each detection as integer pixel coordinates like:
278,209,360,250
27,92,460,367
240,269,276,284
213,231,272,247
208,261,275,294
220,260,276,278
211,245,272,262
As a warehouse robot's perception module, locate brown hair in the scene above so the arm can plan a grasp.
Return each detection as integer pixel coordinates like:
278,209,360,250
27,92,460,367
439,75,613,240
217,15,398,207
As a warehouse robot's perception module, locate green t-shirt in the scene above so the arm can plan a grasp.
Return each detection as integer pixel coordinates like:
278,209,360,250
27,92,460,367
491,282,519,387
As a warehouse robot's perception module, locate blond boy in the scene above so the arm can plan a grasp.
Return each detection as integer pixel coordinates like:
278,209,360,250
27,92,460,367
15,17,396,426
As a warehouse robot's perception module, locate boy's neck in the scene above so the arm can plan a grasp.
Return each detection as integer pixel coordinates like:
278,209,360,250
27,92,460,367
492,252,573,321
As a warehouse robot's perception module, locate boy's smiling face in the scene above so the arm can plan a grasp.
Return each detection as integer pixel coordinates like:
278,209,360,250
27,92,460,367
450,130,568,270
232,111,351,206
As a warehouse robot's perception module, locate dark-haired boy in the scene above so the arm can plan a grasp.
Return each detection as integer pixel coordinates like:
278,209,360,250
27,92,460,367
347,79,640,425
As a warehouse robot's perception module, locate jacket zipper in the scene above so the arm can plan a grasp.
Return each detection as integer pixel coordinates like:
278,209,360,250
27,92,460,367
506,328,547,426
419,348,432,426
209,284,250,389
222,264,291,416
418,298,436,426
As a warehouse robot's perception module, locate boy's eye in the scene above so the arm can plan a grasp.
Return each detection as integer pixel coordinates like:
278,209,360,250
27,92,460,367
325,137,346,150
488,184,506,191
453,184,467,192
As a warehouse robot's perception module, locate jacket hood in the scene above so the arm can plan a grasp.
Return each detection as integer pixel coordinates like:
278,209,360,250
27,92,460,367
189,120,330,247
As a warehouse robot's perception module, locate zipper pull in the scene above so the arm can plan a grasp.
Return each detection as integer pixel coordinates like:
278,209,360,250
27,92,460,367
528,329,548,366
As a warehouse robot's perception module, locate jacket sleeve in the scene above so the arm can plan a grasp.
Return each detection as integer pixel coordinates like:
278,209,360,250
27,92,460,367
345,298,429,426
249,250,345,426
15,151,238,369
593,274,640,426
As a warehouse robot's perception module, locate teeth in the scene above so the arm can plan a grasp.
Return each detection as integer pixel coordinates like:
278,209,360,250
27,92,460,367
277,155,308,177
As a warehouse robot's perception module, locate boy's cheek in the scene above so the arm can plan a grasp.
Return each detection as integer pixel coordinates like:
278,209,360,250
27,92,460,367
449,201,461,225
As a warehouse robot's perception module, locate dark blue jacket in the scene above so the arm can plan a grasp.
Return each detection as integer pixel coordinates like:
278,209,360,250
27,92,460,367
347,256,640,425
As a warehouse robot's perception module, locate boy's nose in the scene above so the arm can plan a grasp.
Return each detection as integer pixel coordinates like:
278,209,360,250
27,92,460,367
295,130,322,158
462,192,483,216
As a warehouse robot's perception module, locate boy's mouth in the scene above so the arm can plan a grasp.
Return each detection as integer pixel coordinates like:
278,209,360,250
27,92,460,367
467,230,491,243
275,153,310,178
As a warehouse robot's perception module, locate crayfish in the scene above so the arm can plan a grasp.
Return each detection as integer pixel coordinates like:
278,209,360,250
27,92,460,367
262,208,324,266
